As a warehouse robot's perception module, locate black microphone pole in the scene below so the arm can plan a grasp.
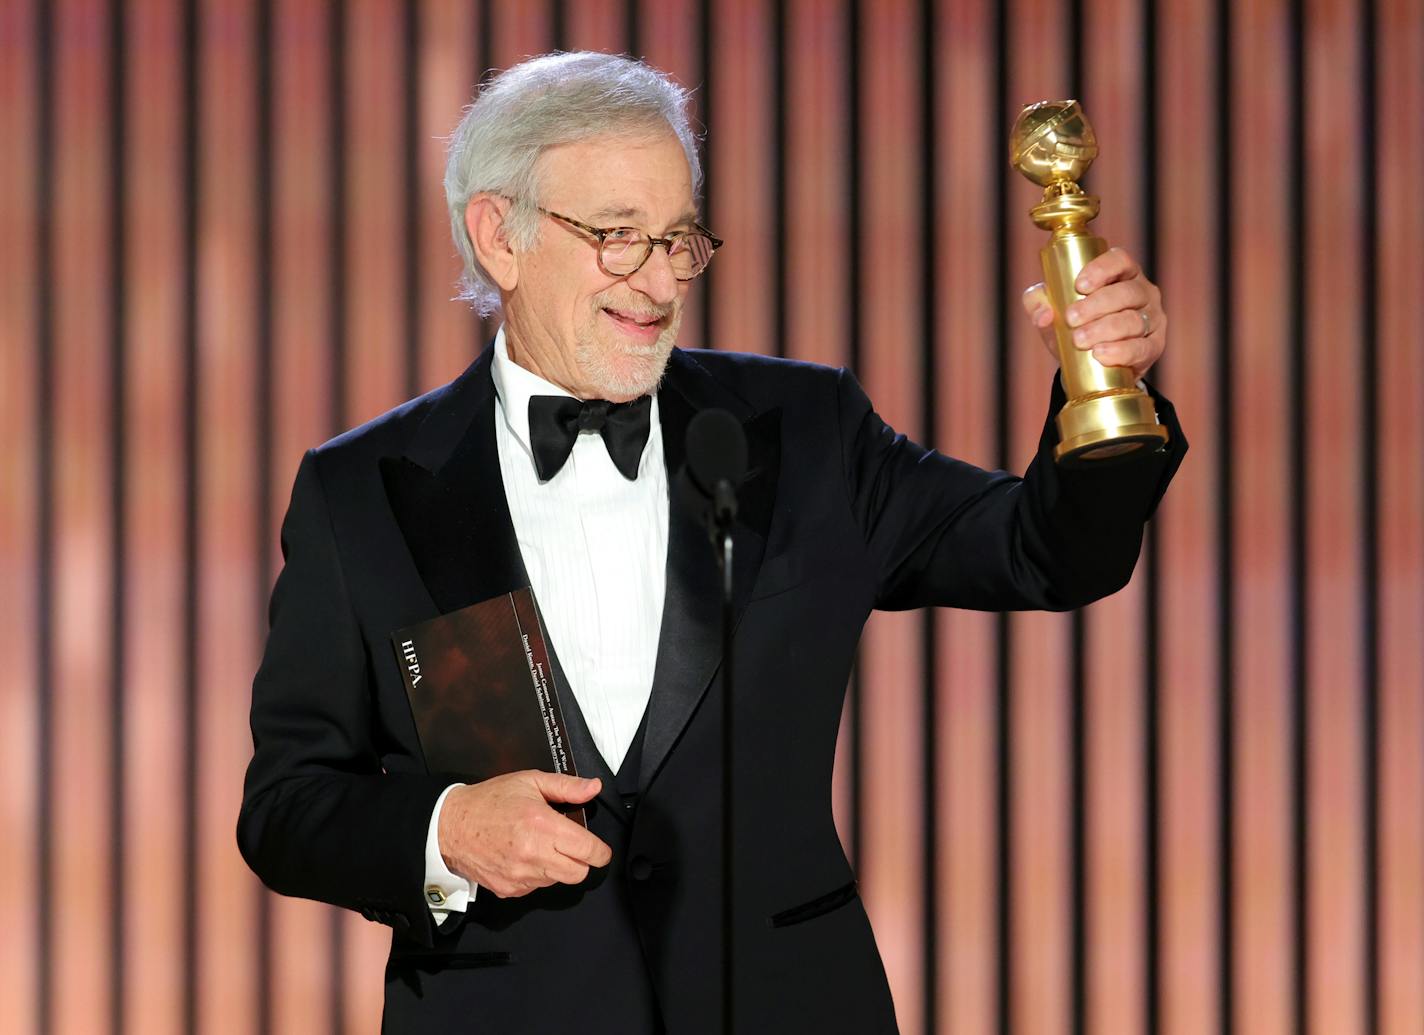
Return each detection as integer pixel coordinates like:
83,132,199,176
713,486,735,1035
679,409,746,1035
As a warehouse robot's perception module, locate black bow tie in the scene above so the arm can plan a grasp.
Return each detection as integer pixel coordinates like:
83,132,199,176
527,394,653,482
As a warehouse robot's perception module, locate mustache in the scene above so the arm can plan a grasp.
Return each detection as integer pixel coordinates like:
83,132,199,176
595,295,677,322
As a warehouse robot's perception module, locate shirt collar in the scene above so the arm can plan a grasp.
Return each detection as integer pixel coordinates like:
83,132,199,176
491,325,571,458
490,325,662,465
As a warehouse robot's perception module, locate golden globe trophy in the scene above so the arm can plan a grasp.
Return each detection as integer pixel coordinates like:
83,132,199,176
1010,100,1169,463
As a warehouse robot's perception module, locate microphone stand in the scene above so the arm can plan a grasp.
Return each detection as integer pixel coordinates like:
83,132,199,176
681,408,747,1034
711,479,737,1035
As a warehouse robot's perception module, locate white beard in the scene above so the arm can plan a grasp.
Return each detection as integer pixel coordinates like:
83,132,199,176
574,299,683,400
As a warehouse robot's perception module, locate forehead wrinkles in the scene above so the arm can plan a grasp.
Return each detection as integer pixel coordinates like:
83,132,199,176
588,203,699,223
534,133,694,223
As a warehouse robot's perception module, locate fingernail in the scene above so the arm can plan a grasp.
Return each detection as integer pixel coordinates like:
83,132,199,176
1073,329,1088,345
1076,278,1090,292
1065,306,1081,326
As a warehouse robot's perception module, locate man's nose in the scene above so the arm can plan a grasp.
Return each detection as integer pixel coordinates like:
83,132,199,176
626,244,680,305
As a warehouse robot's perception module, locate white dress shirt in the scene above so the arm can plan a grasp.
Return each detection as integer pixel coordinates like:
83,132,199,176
422,327,669,923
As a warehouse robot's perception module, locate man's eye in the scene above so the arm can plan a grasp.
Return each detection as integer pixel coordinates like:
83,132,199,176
605,228,641,247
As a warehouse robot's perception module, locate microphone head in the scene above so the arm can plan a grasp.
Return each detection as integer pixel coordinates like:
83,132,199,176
684,409,748,497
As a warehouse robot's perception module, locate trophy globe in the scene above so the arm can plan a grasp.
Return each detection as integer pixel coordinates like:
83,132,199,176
1009,100,1103,233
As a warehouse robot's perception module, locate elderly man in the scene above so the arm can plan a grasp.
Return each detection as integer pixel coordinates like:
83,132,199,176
238,52,1184,1032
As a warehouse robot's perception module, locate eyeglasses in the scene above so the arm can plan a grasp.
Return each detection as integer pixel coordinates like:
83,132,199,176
538,207,723,281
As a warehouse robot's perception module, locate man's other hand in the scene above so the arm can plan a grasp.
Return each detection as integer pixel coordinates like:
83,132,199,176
438,771,612,898
1021,246,1167,380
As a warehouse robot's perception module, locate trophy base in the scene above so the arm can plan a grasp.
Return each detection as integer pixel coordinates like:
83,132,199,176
1054,388,1169,466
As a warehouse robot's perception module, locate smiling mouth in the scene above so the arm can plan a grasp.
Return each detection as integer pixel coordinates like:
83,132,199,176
602,306,665,329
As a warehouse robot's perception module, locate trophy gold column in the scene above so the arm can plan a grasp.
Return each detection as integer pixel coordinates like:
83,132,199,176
1010,100,1169,463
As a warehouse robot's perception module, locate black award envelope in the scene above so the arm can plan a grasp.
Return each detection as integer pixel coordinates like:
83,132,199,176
391,587,584,826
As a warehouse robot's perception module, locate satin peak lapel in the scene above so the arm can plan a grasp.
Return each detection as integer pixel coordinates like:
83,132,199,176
639,350,781,790
380,350,527,614
379,348,622,820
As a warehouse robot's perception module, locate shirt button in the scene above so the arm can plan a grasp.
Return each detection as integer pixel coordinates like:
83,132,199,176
425,886,447,906
628,856,653,882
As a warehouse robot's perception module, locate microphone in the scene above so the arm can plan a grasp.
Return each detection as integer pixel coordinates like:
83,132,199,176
679,408,748,539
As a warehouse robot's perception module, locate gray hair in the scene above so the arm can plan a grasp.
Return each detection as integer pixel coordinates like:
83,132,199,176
444,52,703,315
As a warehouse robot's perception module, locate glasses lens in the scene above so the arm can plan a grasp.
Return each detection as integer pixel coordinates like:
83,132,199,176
599,229,649,275
668,233,715,279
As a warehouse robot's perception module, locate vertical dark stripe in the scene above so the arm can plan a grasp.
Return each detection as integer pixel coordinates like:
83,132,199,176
478,0,493,81
1286,4,1308,1033
1065,10,1087,1035
328,3,349,1030
991,0,1011,471
770,0,787,361
476,0,495,348
624,0,640,58
330,0,349,437
1140,0,1163,1031
546,0,563,51
1068,610,1086,1035
1358,2,1380,1032
180,0,202,1030
551,0,566,52
33,0,55,1028
403,0,421,398
108,0,129,1029
254,0,276,1029
698,0,715,353
991,2,1012,1032
918,0,941,1029
993,624,1011,1035
844,0,864,875
1212,0,1236,1030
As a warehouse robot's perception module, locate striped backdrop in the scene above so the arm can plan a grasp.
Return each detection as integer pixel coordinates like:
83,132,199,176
1,1,1421,1033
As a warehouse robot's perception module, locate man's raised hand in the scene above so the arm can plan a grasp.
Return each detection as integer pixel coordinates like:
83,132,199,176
1020,246,1167,380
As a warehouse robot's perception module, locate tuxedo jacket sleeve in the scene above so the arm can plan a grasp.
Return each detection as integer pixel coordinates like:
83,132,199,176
837,367,1183,613
237,448,450,940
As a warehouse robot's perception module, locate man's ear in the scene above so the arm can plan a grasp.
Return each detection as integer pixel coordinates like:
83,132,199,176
465,194,519,292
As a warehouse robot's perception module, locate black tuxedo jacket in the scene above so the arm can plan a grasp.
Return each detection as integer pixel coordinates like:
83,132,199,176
238,346,1185,1033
